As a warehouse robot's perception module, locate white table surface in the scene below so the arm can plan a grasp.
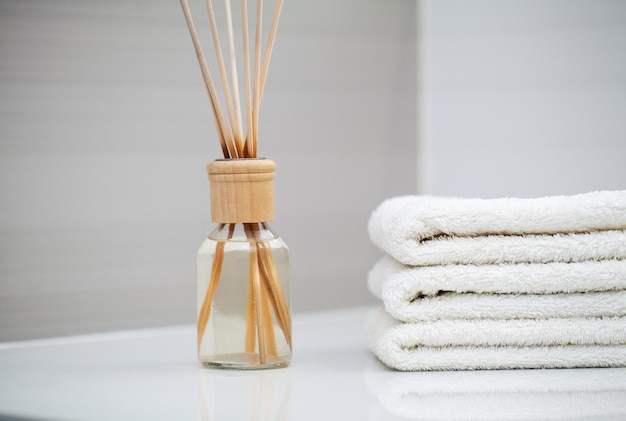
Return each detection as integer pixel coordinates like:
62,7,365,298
1,306,625,421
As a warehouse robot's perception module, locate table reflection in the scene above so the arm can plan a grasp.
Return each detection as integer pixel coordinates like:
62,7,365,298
365,361,626,420
198,368,292,421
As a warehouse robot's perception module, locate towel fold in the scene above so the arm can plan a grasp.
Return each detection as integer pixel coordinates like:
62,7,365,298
366,190,626,371
368,255,626,322
368,307,626,371
368,191,626,266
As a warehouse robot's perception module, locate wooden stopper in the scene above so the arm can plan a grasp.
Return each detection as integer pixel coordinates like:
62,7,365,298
207,158,275,223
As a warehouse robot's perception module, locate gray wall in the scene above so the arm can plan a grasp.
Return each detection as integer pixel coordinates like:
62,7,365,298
7,0,622,342
419,0,626,197
0,1,416,340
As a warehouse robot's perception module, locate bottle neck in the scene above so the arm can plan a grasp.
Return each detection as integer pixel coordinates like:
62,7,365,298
209,222,278,241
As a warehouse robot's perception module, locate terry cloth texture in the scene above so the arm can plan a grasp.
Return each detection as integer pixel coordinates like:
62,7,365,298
367,190,626,266
368,255,626,322
366,190,626,371
368,307,626,371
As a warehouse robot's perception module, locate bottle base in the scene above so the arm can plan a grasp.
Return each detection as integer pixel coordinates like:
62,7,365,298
200,352,291,370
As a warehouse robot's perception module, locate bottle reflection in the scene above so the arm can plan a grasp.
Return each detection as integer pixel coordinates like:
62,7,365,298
198,368,292,421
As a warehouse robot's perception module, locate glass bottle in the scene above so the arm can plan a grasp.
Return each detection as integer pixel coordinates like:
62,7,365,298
197,158,292,369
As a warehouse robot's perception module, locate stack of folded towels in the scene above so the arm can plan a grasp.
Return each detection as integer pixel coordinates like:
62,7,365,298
366,190,626,371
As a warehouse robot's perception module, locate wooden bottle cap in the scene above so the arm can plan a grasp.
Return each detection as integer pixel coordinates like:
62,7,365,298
207,158,276,223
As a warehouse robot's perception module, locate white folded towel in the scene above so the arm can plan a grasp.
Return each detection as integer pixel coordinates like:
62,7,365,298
368,191,626,266
368,307,626,371
368,255,626,322
365,364,626,420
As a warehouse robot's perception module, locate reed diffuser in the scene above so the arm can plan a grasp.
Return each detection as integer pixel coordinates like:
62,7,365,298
180,0,291,369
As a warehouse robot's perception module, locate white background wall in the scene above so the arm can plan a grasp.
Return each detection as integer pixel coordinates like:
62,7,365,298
0,0,416,340
420,0,626,198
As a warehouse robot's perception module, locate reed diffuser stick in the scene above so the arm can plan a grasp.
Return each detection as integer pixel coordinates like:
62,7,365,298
241,0,254,156
251,0,263,158
260,0,284,98
196,240,224,351
261,282,278,356
224,0,245,156
244,222,283,358
179,0,233,158
245,267,257,352
182,0,284,158
197,223,235,352
249,237,267,364
205,0,241,157
257,239,292,345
